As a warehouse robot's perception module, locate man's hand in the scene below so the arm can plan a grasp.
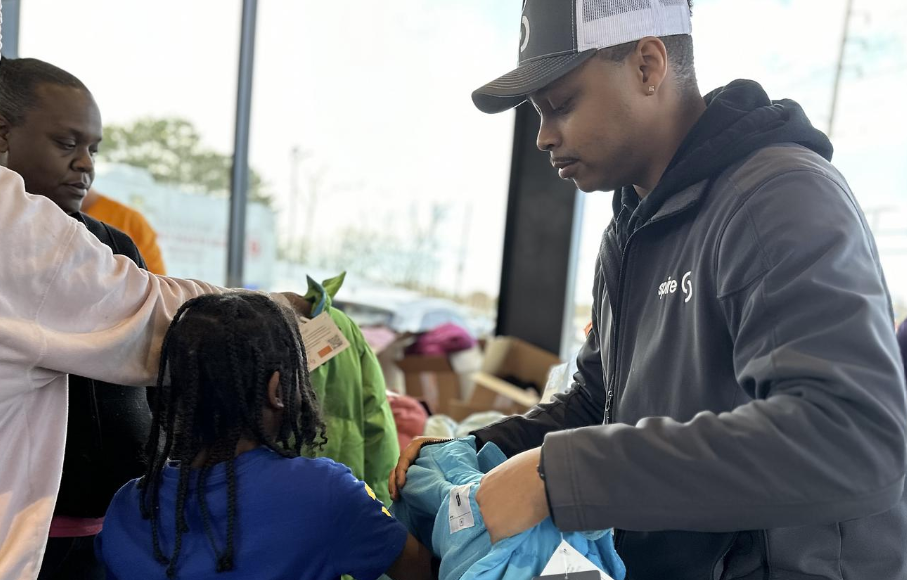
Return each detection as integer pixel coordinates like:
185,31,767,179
389,436,451,501
476,447,549,543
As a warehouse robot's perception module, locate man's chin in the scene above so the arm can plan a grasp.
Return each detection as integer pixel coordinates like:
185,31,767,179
567,171,618,193
573,178,613,194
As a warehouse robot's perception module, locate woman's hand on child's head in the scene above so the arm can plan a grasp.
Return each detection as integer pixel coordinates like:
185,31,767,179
269,291,312,319
388,436,452,501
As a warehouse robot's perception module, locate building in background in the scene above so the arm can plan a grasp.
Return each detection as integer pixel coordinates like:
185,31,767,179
94,164,276,290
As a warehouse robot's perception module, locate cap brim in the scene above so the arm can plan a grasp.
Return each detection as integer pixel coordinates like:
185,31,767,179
472,50,598,114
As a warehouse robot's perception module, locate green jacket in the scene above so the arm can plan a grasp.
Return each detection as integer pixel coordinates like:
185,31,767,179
302,274,399,507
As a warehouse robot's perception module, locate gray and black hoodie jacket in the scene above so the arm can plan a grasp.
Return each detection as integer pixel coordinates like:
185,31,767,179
474,80,907,580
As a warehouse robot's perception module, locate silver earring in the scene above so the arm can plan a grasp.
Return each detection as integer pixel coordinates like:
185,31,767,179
648,85,656,94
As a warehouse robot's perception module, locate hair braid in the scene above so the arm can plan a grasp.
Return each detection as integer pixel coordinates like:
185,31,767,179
164,352,205,578
195,463,221,565
218,456,238,572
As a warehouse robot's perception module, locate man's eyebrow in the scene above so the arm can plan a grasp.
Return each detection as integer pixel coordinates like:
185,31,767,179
530,74,575,105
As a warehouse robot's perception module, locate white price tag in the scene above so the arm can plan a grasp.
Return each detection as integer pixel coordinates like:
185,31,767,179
298,313,351,372
539,539,613,580
448,483,476,534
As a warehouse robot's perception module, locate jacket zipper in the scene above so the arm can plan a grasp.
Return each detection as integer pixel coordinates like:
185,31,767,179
604,229,639,425
603,202,698,424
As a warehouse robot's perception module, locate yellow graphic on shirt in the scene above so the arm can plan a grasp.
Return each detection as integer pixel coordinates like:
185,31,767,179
364,483,393,518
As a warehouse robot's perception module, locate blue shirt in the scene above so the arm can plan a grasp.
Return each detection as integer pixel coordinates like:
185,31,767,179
97,447,408,580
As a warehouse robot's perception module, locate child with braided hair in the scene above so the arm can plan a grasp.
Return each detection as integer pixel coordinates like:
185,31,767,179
96,292,432,580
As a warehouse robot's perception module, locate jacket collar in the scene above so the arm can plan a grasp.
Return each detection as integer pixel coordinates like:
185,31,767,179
650,178,711,222
303,272,346,316
613,177,711,232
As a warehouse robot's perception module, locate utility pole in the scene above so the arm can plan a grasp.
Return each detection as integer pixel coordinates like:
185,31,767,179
455,204,473,299
828,0,855,139
288,146,301,256
302,169,324,250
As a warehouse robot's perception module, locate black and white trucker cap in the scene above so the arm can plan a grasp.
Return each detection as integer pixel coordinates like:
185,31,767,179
472,0,692,114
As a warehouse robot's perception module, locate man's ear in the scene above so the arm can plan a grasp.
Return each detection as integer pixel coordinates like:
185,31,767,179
632,36,669,96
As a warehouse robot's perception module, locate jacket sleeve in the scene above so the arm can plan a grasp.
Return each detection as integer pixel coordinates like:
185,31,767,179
472,264,609,457
0,169,224,390
355,322,400,507
541,169,907,532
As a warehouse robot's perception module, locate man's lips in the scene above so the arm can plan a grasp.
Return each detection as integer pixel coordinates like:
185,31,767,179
552,158,579,178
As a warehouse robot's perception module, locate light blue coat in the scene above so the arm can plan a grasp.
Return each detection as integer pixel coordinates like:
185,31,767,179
392,437,625,580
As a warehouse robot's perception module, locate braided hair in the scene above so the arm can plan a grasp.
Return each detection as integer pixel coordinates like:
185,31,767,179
138,292,326,578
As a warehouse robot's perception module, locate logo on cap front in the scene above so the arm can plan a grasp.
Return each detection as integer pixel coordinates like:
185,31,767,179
520,15,531,53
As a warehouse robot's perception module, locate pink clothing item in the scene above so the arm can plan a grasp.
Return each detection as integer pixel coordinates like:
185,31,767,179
387,392,428,450
406,323,476,356
0,167,225,580
360,325,399,355
48,516,104,538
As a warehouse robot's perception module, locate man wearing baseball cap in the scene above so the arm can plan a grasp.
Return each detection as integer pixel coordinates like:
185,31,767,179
392,1,907,578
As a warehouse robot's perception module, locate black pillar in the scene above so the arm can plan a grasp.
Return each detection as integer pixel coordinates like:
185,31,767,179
0,0,21,58
496,103,582,356
227,0,258,287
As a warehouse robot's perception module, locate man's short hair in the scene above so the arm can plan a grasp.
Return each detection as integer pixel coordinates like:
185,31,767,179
597,1,697,95
0,57,88,127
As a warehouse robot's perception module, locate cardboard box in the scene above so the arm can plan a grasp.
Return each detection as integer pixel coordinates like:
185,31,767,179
466,336,562,415
447,399,489,423
375,333,416,394
448,346,483,399
396,354,462,416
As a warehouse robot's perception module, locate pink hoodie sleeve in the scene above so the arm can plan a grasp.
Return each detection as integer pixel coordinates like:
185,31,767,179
0,167,225,389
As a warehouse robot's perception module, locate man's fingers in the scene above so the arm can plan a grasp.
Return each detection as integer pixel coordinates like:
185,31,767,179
388,437,448,502
388,470,398,501
389,448,416,500
393,463,407,495
396,465,407,492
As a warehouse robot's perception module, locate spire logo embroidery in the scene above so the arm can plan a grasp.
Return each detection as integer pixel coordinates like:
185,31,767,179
658,271,693,304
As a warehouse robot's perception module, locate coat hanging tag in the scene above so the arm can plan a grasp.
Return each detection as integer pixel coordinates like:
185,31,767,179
532,572,602,580
299,312,350,371
533,537,614,580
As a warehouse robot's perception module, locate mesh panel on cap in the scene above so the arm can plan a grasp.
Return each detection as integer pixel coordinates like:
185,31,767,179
576,0,691,52
582,0,688,22
583,0,652,22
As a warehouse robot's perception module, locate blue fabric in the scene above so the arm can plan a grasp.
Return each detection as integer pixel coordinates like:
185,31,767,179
98,447,408,580
305,276,329,317
392,437,625,580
